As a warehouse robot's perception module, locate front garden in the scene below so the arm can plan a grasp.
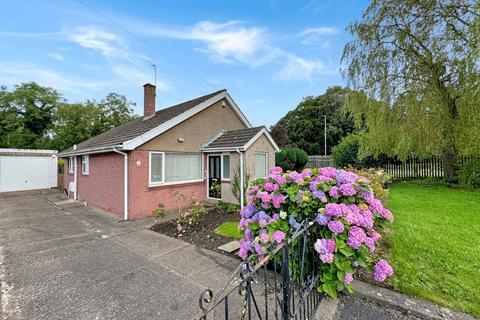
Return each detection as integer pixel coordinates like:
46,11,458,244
150,170,480,317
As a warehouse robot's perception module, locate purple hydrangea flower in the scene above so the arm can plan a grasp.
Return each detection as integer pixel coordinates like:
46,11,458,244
344,273,353,284
327,220,345,234
372,259,394,282
316,213,331,226
289,215,301,230
264,182,279,192
339,183,357,196
346,226,366,249
336,170,359,184
240,203,256,218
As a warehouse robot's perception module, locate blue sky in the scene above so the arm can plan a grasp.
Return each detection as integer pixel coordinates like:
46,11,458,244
0,0,369,126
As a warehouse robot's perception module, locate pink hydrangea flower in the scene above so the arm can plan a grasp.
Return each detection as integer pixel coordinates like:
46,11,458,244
264,182,279,192
325,203,343,217
272,230,286,244
344,273,353,284
269,166,283,175
319,167,336,178
373,259,394,282
329,186,341,199
314,239,336,264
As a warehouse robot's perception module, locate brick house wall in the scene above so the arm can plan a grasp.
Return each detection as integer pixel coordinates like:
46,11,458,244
64,154,124,215
128,150,207,219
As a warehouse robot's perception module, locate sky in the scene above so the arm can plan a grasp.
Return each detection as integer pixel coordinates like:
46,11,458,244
0,0,369,126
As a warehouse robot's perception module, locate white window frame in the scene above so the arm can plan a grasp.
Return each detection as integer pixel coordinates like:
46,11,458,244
68,156,74,174
81,155,89,175
254,152,268,178
149,151,203,187
221,153,231,181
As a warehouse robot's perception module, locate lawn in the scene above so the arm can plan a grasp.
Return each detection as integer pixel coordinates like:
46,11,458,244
214,221,243,240
385,182,480,316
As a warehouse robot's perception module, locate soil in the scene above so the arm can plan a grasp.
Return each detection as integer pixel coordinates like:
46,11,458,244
150,207,241,255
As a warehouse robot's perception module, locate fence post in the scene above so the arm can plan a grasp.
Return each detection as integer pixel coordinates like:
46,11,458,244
281,244,290,320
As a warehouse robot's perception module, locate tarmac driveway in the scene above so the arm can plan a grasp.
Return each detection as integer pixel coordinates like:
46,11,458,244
0,190,237,320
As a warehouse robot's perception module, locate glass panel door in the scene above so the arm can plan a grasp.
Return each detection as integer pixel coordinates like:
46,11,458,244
208,156,221,198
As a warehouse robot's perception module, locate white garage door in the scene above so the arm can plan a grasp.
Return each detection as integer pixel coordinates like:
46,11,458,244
0,155,57,192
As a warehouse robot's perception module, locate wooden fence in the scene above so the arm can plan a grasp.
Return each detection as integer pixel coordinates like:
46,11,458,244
381,155,479,178
305,155,334,168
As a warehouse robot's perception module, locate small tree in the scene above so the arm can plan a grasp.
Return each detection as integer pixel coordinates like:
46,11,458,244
332,135,360,168
275,148,308,171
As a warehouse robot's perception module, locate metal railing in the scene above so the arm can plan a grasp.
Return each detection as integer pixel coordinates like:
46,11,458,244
193,220,323,320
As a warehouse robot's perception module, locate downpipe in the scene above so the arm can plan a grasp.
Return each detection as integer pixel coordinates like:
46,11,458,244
235,148,244,208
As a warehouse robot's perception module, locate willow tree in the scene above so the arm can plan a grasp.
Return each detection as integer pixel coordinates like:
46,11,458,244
342,0,480,179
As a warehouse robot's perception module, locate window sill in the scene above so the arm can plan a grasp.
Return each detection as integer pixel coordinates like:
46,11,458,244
148,179,204,188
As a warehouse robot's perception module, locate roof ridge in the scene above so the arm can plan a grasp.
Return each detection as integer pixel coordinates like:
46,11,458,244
155,89,226,114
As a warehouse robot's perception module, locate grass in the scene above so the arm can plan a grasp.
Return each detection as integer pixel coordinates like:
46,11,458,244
214,221,243,240
384,182,480,316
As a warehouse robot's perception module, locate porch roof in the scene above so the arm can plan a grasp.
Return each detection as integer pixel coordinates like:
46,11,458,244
201,126,280,152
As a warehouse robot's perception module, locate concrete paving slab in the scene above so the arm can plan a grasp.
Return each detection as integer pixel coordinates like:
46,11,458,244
52,199,76,206
217,240,240,253
115,229,190,259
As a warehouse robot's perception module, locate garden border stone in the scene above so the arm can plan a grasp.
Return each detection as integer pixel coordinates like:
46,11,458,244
352,280,477,320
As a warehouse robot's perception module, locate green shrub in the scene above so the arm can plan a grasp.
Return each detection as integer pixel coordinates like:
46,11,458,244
332,134,360,168
275,147,308,171
459,161,480,188
347,167,393,203
153,201,166,221
216,201,240,214
232,167,251,204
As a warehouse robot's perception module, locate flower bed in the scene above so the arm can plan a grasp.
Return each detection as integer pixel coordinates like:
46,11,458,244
238,166,394,297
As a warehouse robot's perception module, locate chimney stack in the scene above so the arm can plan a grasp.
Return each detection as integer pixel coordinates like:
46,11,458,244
143,83,156,118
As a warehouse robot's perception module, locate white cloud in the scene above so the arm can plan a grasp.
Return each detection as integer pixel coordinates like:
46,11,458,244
133,20,274,67
298,26,341,46
275,54,336,82
0,62,109,92
48,53,64,61
67,25,150,65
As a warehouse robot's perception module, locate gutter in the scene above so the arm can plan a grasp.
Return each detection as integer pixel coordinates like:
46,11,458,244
113,148,129,221
235,148,244,208
58,145,122,157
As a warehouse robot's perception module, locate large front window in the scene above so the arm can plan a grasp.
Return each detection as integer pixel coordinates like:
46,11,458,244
150,152,202,185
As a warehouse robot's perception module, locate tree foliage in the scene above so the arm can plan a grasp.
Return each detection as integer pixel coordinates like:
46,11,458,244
269,123,294,149
0,82,136,151
342,0,480,179
275,147,308,171
276,86,355,155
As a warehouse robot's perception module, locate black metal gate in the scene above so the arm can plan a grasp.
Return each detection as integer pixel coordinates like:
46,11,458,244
193,220,323,320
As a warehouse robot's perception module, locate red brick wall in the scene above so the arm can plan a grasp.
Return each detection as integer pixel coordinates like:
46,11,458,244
76,153,124,215
128,150,207,219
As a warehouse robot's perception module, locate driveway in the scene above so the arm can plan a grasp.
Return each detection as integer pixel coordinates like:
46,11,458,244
0,190,237,320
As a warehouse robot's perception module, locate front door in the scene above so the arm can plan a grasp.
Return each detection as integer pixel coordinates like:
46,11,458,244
208,155,221,199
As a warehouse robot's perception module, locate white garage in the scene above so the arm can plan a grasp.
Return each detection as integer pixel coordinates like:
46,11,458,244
0,148,58,193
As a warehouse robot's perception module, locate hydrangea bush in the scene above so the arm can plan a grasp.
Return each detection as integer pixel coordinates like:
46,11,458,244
238,166,394,298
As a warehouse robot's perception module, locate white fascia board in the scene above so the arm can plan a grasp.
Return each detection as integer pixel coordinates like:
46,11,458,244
122,91,252,150
58,145,122,157
243,128,280,152
224,92,252,128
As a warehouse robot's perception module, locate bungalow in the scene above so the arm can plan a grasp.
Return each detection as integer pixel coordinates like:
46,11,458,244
58,84,279,220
